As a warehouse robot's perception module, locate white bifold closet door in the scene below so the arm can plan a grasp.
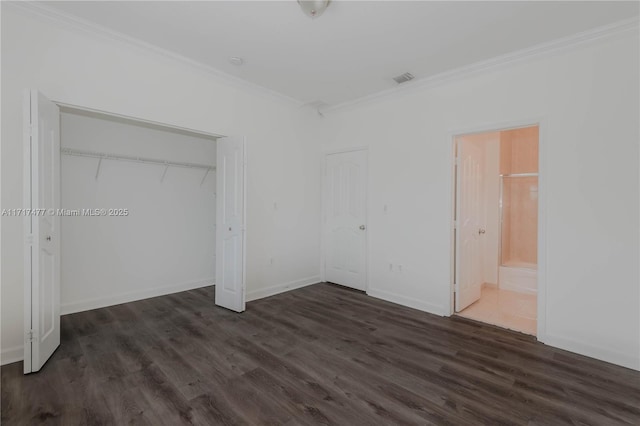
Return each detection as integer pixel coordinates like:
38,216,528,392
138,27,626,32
23,90,61,374
215,137,246,312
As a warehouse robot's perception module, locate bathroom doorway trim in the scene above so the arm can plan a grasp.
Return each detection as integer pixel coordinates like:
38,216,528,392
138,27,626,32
447,117,547,343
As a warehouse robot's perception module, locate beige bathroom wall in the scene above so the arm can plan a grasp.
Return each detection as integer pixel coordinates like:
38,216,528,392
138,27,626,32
500,126,539,266
501,176,539,266
500,126,539,174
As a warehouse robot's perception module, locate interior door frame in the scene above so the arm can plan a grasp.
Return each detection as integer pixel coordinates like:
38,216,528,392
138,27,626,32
320,146,369,292
448,118,547,342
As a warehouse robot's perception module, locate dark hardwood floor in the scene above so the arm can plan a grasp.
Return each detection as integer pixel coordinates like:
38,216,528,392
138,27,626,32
2,283,639,425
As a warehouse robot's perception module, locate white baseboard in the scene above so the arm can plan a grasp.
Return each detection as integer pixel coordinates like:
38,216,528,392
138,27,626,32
61,278,214,315
1,345,24,366
246,275,321,302
367,288,448,317
541,333,639,371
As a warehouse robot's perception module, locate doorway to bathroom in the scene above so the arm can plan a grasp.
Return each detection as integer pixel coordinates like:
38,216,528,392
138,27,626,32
452,125,539,335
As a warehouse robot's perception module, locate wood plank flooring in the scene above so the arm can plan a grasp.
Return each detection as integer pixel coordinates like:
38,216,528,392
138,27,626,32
2,283,639,425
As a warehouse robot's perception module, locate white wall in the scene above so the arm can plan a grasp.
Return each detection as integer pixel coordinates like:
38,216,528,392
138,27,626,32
2,4,638,372
60,111,216,314
321,32,639,370
1,6,322,364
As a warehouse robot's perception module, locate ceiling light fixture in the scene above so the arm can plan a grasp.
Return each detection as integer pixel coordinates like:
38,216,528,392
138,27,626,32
229,57,244,66
297,0,331,19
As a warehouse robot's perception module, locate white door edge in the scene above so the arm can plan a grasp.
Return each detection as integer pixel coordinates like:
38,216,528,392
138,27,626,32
23,89,33,374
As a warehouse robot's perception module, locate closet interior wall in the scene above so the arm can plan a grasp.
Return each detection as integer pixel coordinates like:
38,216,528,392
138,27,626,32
59,110,217,314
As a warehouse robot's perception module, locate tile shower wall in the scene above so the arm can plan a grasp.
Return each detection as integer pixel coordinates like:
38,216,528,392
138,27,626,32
499,127,539,268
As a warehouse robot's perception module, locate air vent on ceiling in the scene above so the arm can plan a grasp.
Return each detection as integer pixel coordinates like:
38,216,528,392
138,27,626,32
393,72,415,84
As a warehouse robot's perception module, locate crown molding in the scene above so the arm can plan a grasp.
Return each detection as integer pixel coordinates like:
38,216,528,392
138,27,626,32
323,16,640,114
5,1,304,107
6,2,638,113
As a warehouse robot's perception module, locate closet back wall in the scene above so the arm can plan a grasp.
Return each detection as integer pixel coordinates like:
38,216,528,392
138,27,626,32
60,112,216,314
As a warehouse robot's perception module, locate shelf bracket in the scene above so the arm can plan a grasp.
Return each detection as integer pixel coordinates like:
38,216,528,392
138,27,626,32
200,167,210,186
160,163,169,183
95,157,102,181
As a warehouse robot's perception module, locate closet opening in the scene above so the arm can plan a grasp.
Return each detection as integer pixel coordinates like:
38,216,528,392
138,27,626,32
59,106,219,315
452,125,540,336
23,91,246,373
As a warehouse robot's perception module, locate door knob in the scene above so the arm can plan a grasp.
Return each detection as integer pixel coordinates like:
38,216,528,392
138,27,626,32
478,228,486,235
359,225,366,230
46,236,51,241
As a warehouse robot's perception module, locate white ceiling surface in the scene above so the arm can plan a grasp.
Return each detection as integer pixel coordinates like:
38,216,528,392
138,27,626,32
40,1,639,106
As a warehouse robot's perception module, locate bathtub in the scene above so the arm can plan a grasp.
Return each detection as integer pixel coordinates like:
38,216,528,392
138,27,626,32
499,262,537,294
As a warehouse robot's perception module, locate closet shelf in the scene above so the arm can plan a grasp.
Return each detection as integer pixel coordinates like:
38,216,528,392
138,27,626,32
61,147,215,171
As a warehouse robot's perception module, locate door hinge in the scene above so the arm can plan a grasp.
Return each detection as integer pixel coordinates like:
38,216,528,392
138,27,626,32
27,330,34,343
454,283,459,292
26,233,34,245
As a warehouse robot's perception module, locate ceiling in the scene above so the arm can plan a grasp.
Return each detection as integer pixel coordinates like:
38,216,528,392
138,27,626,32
40,1,639,107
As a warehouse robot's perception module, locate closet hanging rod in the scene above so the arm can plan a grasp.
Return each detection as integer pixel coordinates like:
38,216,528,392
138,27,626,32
60,148,215,171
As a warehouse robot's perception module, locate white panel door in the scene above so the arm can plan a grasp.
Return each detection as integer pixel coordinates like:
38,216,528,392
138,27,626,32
215,137,246,312
455,140,484,312
24,90,61,373
324,150,367,290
